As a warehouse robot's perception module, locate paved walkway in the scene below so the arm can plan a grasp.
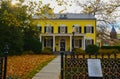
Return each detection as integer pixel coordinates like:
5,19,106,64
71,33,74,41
32,56,61,79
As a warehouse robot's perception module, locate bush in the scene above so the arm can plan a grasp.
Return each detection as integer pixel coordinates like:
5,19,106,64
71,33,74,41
41,48,53,55
101,46,120,51
23,38,42,54
85,44,99,54
73,48,85,55
98,49,119,55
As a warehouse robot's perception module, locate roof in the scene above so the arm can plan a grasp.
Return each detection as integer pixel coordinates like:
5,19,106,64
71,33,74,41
32,13,96,20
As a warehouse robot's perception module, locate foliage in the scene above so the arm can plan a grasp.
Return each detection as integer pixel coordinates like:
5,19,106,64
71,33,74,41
23,25,42,54
85,44,100,54
101,46,120,51
7,55,55,79
73,48,85,55
98,49,119,55
0,25,24,56
41,48,53,55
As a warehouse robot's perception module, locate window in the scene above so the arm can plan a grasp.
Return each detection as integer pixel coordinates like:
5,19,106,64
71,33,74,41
85,39,94,47
74,39,82,48
58,26,67,33
84,26,94,33
44,38,53,48
73,25,81,33
44,26,53,33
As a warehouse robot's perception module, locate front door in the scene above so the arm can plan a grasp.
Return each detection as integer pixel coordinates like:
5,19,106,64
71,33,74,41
60,39,65,51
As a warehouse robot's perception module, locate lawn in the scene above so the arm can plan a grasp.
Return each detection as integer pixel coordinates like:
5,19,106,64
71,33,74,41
7,54,56,79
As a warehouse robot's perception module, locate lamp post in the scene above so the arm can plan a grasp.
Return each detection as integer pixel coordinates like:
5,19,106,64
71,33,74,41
72,26,75,55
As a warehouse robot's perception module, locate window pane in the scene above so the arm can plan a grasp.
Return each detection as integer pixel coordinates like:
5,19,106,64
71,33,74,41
74,39,79,48
60,27,65,33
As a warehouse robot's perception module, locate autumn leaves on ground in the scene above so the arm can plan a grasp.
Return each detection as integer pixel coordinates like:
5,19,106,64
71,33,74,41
7,54,56,79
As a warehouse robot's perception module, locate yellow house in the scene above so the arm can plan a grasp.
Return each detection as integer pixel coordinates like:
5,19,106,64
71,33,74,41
33,13,96,52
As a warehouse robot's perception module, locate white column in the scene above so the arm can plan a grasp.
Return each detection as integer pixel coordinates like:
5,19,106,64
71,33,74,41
53,35,55,52
82,36,85,50
70,35,72,52
42,37,44,50
39,34,42,42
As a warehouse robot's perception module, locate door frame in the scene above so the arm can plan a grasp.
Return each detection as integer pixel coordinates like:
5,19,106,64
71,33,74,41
59,38,66,51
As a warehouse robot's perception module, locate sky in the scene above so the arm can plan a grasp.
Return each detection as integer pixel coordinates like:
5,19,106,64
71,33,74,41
12,0,120,33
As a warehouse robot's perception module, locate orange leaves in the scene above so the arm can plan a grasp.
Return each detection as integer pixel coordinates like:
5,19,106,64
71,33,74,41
7,55,55,78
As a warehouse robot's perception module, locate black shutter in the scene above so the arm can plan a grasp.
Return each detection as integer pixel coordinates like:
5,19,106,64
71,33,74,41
44,26,46,33
58,26,60,33
51,39,53,47
79,27,81,33
92,26,94,33
40,27,42,32
79,39,82,47
84,26,86,33
52,26,53,33
65,26,67,33
44,39,46,47
92,39,94,44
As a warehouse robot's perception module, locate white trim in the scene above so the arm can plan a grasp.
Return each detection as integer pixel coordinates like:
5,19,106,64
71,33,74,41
70,35,72,52
53,35,55,51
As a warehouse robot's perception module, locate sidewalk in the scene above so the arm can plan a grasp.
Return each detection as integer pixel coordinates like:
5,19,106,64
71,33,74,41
32,56,61,79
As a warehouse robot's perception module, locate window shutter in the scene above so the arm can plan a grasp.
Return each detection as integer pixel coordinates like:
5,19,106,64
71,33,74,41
92,27,94,33
44,26,46,33
84,26,86,33
51,39,53,47
58,26,60,33
92,39,94,44
79,39,82,47
52,26,53,33
44,39,46,47
65,26,67,33
79,27,81,33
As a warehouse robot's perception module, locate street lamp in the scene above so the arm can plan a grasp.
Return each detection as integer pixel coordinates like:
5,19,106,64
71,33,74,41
72,26,75,55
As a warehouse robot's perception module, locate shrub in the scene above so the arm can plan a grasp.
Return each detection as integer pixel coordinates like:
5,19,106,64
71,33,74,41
73,48,85,55
41,48,53,55
98,49,119,55
101,46,120,51
85,44,99,54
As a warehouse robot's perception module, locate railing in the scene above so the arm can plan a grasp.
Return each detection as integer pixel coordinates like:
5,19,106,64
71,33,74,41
61,52,120,79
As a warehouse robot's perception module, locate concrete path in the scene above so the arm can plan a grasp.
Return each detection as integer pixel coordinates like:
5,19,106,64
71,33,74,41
32,56,61,79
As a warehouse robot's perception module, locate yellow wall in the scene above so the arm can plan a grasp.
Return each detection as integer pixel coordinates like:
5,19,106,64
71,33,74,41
33,19,96,51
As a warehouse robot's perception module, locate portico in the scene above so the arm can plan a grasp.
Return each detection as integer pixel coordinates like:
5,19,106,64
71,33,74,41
40,33,85,52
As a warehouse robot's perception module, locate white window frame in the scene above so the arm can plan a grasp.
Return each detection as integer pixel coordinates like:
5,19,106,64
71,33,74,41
46,26,52,33
85,39,93,47
74,39,79,48
46,39,52,48
60,26,66,33
86,26,92,33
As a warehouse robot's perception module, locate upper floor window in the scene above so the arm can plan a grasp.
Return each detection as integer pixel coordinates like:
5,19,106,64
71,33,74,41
58,25,67,33
73,25,81,33
44,25,53,33
84,26,94,33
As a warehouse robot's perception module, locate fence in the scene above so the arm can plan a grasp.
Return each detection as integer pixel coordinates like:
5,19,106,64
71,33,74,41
0,44,9,79
61,52,120,79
